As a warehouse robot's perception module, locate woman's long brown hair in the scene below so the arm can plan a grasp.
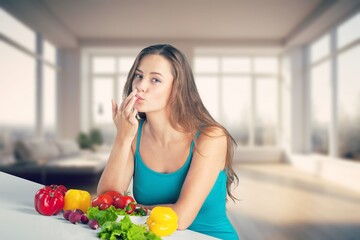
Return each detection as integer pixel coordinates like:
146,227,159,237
123,44,238,201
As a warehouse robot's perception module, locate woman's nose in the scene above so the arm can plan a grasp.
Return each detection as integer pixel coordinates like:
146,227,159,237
134,78,147,92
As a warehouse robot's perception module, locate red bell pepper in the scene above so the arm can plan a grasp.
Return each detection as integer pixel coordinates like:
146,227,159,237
34,185,66,216
47,184,67,196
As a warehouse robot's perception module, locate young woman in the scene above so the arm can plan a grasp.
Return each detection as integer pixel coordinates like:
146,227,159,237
97,44,239,239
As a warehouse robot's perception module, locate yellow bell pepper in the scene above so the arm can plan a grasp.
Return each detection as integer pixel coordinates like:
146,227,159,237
63,189,91,213
146,206,178,237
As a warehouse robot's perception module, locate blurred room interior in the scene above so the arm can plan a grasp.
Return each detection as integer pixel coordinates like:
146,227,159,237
0,0,360,239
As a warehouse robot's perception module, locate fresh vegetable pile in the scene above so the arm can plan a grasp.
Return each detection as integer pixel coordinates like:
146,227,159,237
33,185,173,239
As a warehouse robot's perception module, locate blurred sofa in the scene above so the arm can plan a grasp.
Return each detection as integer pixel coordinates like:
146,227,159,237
0,138,108,186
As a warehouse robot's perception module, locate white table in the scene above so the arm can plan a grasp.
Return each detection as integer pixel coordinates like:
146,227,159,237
0,171,218,240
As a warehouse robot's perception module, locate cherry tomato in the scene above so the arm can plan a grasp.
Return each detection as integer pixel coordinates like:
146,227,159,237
103,191,122,201
113,195,135,209
99,203,110,210
92,193,113,208
125,202,136,214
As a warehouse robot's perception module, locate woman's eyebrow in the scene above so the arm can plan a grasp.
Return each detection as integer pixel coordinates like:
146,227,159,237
150,72,164,77
136,68,163,77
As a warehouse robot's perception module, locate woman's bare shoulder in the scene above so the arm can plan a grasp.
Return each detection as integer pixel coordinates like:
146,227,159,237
200,125,226,138
196,125,227,149
192,125,227,168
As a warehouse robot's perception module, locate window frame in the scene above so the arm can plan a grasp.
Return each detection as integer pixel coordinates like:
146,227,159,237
194,52,281,147
0,14,59,139
306,10,360,159
82,47,141,136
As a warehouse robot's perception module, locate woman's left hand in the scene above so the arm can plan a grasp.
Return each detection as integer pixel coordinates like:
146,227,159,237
112,89,139,141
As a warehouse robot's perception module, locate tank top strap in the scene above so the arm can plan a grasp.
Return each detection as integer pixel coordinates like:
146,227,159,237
136,119,145,153
190,130,201,153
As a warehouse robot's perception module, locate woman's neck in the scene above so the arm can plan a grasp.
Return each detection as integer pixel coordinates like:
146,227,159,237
144,112,190,147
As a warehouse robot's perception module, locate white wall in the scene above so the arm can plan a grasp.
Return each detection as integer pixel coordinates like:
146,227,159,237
280,47,309,155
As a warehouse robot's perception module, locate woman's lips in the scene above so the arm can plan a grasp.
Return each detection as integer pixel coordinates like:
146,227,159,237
135,94,144,100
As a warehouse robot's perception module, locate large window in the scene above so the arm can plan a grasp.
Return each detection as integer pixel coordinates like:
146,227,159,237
255,77,278,146
195,75,220,119
0,8,58,156
309,11,360,161
223,76,251,145
310,34,330,63
92,77,114,125
194,53,279,146
89,54,137,143
0,41,36,136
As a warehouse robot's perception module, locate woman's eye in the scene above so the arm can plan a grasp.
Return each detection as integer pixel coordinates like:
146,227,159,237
134,74,142,79
152,78,161,83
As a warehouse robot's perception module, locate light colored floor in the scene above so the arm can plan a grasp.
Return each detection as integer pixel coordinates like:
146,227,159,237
227,163,360,240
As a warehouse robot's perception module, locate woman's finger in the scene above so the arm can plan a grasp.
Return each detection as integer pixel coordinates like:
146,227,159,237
129,109,138,125
124,95,138,115
121,89,137,111
118,101,124,113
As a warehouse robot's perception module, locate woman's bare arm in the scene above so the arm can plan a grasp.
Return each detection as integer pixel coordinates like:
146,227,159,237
97,90,139,195
97,136,135,195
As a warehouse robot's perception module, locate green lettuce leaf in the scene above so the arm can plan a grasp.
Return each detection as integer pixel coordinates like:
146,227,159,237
87,206,118,226
97,215,161,240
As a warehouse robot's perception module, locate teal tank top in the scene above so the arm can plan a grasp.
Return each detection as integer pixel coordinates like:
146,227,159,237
133,120,238,240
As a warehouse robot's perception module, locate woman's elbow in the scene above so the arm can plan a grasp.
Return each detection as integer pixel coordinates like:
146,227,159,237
172,204,197,230
177,222,190,231
176,215,195,230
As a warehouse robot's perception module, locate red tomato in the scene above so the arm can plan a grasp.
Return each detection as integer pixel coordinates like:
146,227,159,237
103,191,122,201
99,203,110,210
92,193,114,208
113,195,135,209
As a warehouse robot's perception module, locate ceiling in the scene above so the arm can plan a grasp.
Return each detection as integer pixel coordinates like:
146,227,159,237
41,0,322,41
3,0,357,48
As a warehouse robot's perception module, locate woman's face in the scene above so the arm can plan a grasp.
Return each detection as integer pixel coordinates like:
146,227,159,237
132,54,174,114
